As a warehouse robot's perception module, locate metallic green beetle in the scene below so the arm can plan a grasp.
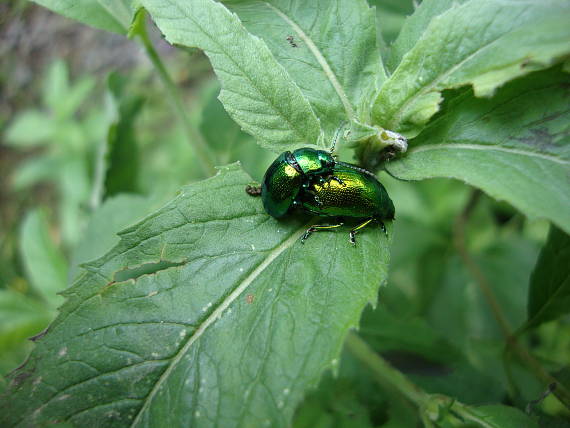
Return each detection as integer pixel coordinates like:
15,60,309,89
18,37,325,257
299,162,395,244
261,147,340,218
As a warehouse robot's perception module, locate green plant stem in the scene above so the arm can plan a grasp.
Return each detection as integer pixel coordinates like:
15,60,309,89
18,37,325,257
345,332,429,408
453,189,570,410
135,13,216,177
345,332,539,427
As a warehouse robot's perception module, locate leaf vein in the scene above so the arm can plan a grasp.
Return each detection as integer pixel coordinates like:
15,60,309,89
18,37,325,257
129,221,312,426
262,2,355,120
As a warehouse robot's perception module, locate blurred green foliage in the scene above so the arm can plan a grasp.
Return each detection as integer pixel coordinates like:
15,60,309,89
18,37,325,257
0,0,568,426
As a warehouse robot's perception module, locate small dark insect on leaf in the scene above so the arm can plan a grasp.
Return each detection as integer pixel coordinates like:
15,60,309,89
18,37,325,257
245,184,262,196
246,294,255,304
286,35,298,47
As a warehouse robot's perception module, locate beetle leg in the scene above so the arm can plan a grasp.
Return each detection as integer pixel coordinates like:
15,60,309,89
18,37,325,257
301,222,344,244
349,218,374,245
305,189,323,207
327,175,346,187
379,221,388,236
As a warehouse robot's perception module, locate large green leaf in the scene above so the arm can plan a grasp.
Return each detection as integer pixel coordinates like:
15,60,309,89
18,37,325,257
386,68,570,233
19,209,68,307
224,0,382,139
373,0,570,137
143,0,322,153
524,226,570,331
1,164,391,427
32,0,140,34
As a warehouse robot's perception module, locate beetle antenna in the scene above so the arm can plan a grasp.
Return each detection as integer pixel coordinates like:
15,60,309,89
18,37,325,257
330,120,348,153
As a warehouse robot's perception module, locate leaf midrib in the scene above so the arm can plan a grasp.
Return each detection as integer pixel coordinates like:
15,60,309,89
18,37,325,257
262,2,355,121
129,222,311,426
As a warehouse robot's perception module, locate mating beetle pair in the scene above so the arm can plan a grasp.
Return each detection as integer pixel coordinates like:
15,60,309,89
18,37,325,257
249,140,395,245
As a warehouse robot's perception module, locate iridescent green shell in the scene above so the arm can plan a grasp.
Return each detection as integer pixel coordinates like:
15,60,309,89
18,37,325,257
291,148,335,175
301,162,395,220
261,152,303,218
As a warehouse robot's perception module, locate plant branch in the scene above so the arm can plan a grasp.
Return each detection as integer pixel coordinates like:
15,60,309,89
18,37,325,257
133,11,216,177
345,332,429,408
346,332,498,426
453,189,570,409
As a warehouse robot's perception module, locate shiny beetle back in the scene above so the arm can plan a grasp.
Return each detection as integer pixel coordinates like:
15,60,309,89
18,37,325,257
301,162,395,220
292,148,335,175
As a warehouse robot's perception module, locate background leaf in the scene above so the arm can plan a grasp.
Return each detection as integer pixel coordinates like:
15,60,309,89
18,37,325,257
103,73,145,197
373,0,570,137
225,0,382,139
368,0,415,48
384,0,467,73
359,305,506,404
0,290,53,356
524,226,570,331
142,0,322,153
32,0,140,34
385,68,570,233
19,209,68,307
4,111,56,147
0,291,53,392
2,164,391,428
69,194,166,281
293,375,376,428
197,80,274,180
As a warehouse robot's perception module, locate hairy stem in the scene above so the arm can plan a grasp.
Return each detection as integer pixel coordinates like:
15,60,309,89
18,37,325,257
134,11,215,176
453,189,570,409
